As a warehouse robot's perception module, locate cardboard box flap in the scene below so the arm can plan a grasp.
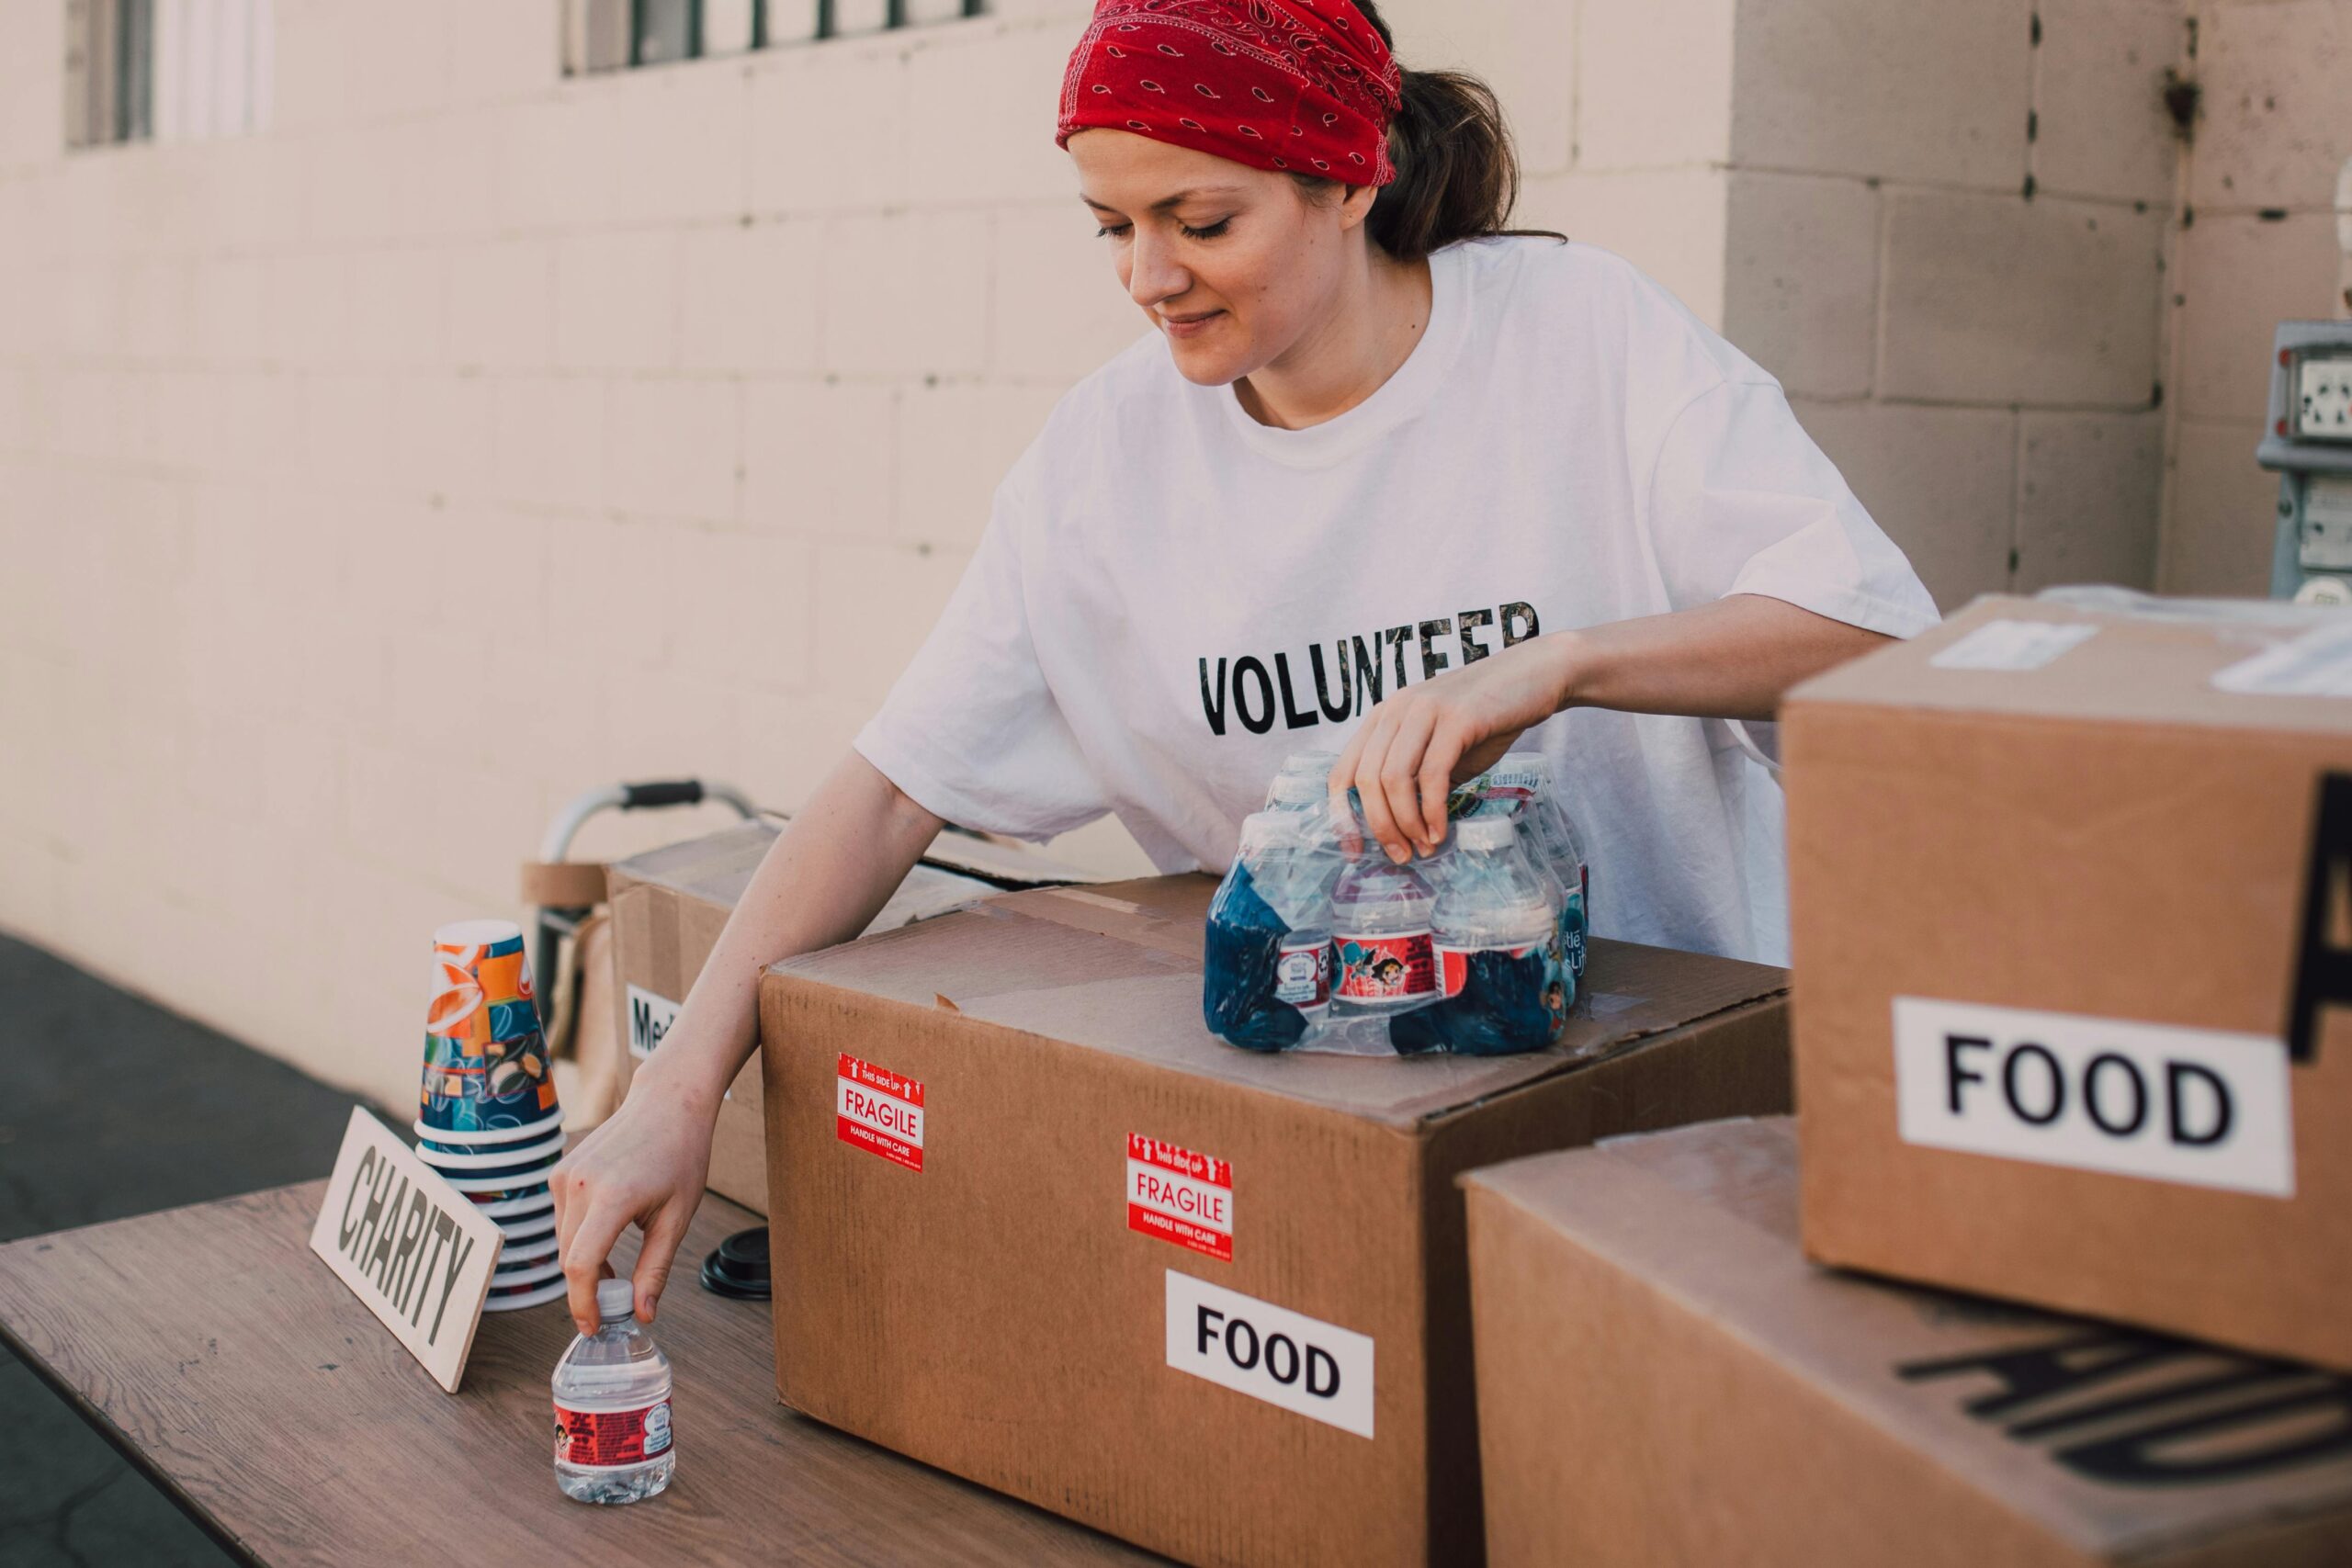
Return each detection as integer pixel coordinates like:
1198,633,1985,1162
1790,596,2352,739
986,875,1218,960
1465,1121,2352,1560
919,828,1108,888
606,819,1006,925
605,818,787,903
765,884,1788,1128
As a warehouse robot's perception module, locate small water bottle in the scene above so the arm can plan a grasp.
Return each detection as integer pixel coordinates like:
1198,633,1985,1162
1421,818,1566,1055
1329,843,1438,1015
1263,750,1340,811
552,1278,675,1505
1486,751,1591,982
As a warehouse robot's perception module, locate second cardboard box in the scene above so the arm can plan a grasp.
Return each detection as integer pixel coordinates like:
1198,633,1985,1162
760,874,1792,1567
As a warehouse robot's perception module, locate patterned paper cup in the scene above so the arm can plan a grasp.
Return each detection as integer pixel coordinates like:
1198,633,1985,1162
414,1130,567,1172
491,1258,565,1290
501,1233,561,1267
440,1159,560,1194
481,1277,568,1313
472,1190,554,1220
498,1209,558,1244
413,1111,564,1149
417,919,560,1135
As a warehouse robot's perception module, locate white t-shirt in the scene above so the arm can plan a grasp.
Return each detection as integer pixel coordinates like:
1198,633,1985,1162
854,235,1939,964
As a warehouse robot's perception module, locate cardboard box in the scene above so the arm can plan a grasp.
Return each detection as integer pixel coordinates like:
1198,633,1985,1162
1462,1116,2352,1568
605,819,1014,1213
759,874,1792,1567
1785,596,2352,1369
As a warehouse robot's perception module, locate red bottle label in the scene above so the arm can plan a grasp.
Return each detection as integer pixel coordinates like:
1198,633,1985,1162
1334,931,1436,1003
1273,938,1330,1006
554,1396,673,1468
1436,942,1538,998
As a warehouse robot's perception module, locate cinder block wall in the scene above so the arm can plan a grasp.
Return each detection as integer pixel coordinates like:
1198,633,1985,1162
2164,0,2352,592
0,0,1155,1110
1716,0,2185,612
0,0,2342,1107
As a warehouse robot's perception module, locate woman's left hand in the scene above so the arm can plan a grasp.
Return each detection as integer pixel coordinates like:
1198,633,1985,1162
1329,635,1576,863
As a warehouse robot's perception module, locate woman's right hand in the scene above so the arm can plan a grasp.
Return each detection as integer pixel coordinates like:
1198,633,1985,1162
549,1073,718,1336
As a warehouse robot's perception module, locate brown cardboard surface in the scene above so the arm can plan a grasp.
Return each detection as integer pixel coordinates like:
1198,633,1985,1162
604,819,1001,1213
1786,595,2352,1371
1794,595,2352,737
761,878,1792,1567
1462,1118,2352,1568
774,875,1789,1127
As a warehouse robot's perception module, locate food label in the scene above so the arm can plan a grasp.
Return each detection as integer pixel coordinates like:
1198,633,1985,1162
1127,1134,1233,1262
836,1054,924,1173
1272,938,1329,1007
1164,1271,1374,1439
1893,998,2292,1196
1333,931,1435,1004
553,1396,673,1468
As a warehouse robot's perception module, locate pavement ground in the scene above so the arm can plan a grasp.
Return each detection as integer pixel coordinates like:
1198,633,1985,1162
0,933,365,1568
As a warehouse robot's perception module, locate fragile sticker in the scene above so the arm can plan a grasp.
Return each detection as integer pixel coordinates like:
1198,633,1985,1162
1127,1134,1233,1262
836,1054,924,1173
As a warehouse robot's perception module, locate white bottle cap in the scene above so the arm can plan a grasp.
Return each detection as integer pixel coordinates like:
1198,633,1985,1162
1269,771,1329,805
596,1277,635,1319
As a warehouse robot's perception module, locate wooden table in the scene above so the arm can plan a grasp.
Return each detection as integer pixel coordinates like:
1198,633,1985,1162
0,1182,1160,1566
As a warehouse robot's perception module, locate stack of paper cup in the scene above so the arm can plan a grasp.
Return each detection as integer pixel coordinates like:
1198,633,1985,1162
415,919,567,1313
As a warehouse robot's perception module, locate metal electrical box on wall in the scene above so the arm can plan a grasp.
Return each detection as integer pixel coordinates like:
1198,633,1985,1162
2260,320,2352,602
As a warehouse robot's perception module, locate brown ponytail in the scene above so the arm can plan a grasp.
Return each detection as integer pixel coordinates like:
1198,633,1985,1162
1299,1,1566,261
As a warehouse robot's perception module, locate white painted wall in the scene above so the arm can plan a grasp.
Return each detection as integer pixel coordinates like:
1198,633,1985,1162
0,0,2339,1109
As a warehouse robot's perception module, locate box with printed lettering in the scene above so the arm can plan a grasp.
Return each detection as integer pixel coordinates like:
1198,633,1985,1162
1461,1118,2352,1567
759,874,1792,1568
603,819,1066,1213
1786,595,2352,1371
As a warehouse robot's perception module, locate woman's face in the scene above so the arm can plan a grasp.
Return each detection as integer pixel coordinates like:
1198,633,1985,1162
1069,129,1370,387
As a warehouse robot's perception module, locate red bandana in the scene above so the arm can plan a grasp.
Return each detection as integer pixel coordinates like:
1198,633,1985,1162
1056,0,1404,186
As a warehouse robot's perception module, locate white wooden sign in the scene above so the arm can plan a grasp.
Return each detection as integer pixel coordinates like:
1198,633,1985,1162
309,1107,506,1393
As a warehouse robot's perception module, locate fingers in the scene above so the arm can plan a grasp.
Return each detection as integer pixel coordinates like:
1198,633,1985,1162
1418,718,1463,850
1349,710,1410,863
550,1154,577,1252
1378,701,1442,855
1328,725,1368,854
632,1200,695,1324
1352,699,1443,862
562,1201,631,1336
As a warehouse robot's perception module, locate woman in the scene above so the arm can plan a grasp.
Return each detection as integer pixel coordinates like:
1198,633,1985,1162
551,0,1939,1335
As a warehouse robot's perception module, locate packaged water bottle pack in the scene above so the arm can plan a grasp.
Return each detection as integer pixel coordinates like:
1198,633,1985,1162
1204,752,1594,1057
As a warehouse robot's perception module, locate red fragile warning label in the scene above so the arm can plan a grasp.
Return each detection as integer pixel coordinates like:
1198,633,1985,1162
836,1054,924,1172
1126,1134,1232,1262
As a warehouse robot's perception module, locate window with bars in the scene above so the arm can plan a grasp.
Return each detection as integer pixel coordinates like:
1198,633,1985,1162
563,0,986,74
64,0,273,150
